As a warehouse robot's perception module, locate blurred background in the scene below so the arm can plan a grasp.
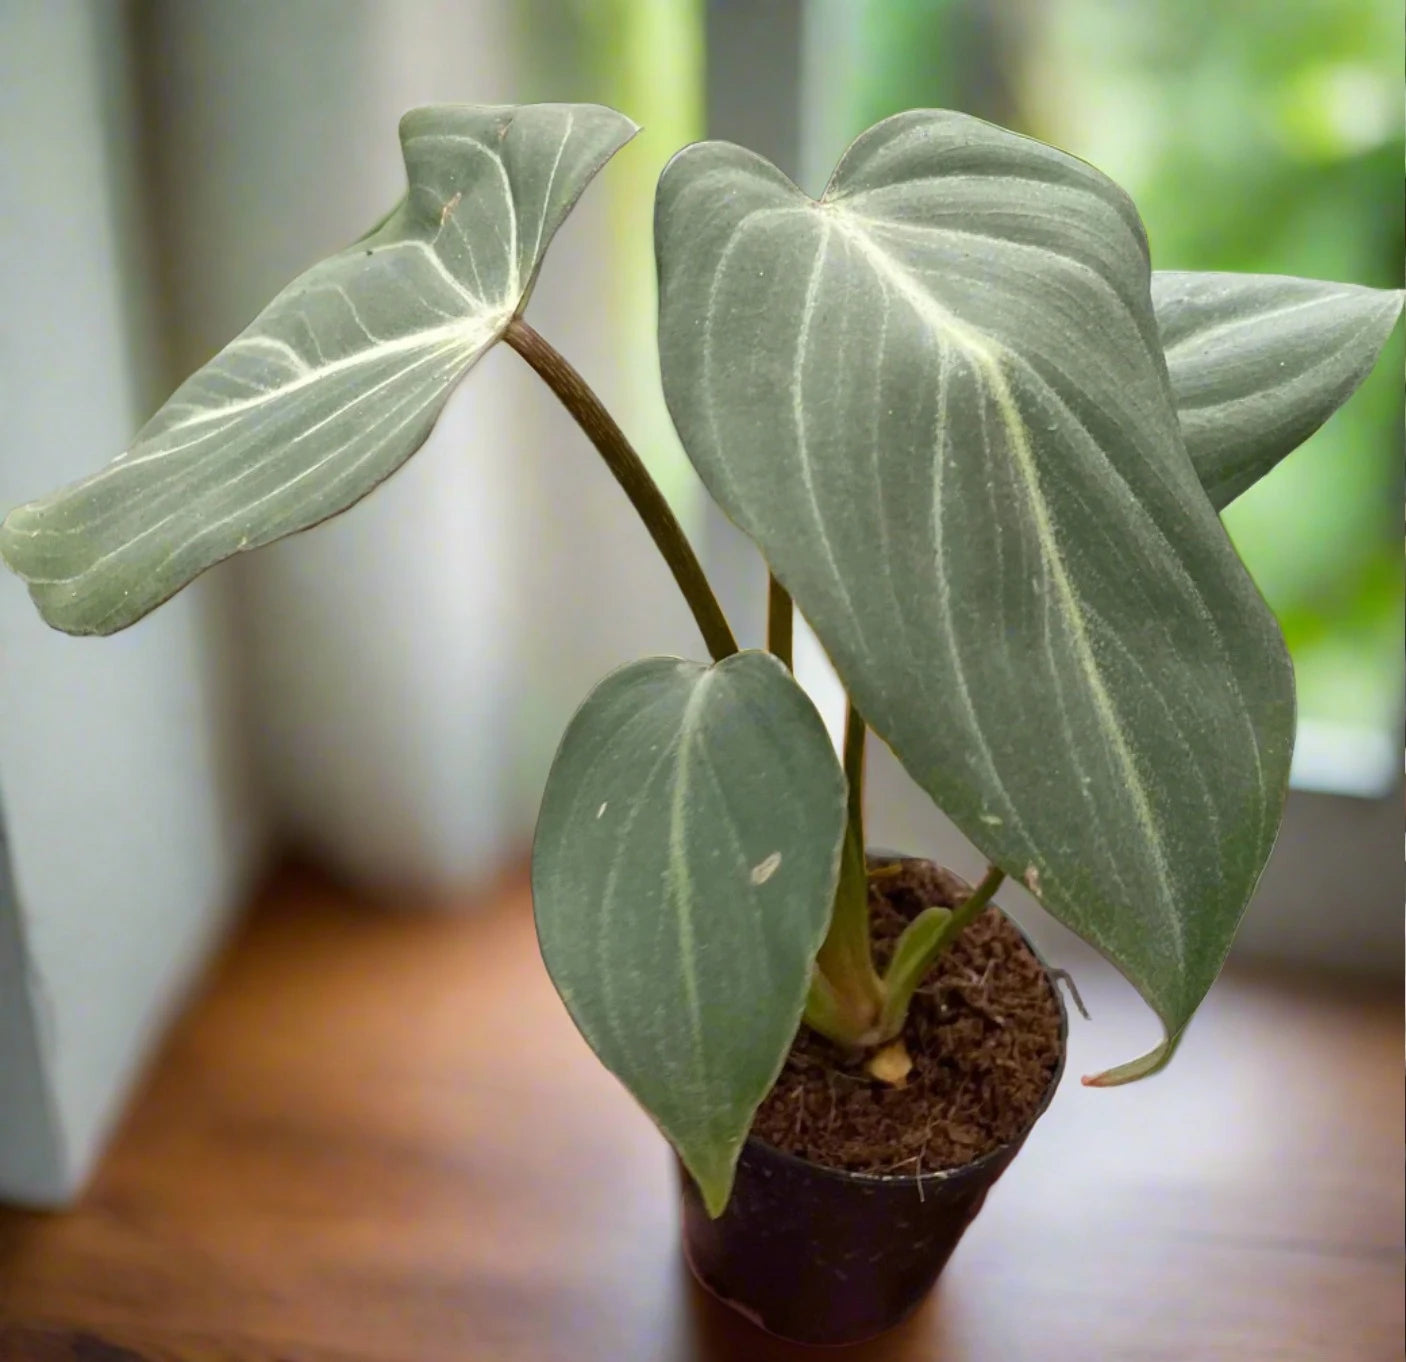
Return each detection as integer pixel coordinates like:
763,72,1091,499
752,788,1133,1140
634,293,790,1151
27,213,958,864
0,0,1400,1206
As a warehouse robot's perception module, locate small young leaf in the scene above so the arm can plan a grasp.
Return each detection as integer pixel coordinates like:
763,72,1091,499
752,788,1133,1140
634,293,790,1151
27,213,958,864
533,652,846,1215
0,103,636,636
1153,271,1404,509
877,904,952,1042
656,110,1296,1086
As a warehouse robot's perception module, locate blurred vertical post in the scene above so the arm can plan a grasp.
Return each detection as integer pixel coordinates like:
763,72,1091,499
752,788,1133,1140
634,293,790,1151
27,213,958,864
139,0,534,889
506,0,711,821
137,1,718,885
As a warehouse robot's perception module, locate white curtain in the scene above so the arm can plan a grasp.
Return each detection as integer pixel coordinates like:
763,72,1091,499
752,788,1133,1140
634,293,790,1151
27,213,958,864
0,0,697,1205
145,0,704,888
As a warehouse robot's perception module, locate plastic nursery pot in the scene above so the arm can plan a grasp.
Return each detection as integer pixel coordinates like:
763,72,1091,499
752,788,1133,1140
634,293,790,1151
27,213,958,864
679,861,1068,1348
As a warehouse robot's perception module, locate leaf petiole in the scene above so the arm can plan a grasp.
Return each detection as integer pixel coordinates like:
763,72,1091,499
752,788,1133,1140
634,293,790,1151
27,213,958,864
504,316,739,663
767,572,793,669
805,703,884,1043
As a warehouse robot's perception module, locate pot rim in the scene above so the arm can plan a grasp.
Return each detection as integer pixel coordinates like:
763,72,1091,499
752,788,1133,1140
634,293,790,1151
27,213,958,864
745,852,1069,1193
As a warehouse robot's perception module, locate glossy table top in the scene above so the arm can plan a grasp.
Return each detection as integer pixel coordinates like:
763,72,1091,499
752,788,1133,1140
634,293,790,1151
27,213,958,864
1,867,1400,1360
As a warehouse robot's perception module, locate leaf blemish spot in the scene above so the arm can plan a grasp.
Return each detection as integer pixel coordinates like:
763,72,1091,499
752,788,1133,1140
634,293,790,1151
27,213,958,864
750,851,782,885
1023,865,1042,895
440,191,462,226
980,813,1002,826
596,802,608,819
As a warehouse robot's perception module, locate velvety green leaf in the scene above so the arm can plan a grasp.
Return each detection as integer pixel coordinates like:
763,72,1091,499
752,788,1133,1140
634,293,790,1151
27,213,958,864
533,652,846,1213
1153,271,1404,509
656,111,1296,1084
0,103,635,635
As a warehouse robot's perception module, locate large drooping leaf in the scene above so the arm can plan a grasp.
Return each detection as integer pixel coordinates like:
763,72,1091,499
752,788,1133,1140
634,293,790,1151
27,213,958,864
533,652,846,1214
656,111,1296,1085
0,103,635,636
1153,271,1404,510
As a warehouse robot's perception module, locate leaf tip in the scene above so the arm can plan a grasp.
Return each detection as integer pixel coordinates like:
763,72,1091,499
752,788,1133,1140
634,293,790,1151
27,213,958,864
700,1184,732,1220
688,1151,739,1220
676,1130,748,1220
1081,1028,1183,1088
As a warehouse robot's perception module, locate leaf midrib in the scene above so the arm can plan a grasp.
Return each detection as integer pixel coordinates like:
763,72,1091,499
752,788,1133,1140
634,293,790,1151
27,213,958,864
668,668,715,1094
829,207,1183,955
131,315,499,447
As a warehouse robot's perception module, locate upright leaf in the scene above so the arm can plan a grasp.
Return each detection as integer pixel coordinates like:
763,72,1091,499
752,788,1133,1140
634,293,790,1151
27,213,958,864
0,103,636,635
1153,271,1404,509
656,111,1296,1084
533,652,846,1214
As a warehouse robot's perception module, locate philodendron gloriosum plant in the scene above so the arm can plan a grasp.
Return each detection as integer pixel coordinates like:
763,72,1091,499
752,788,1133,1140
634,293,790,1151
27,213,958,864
3,104,1399,1215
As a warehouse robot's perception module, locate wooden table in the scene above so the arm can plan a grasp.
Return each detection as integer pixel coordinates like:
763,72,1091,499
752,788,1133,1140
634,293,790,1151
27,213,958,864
1,868,1400,1361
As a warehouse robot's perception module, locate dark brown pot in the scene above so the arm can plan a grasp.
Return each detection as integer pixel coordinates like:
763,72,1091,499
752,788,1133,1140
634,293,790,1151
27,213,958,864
679,885,1067,1347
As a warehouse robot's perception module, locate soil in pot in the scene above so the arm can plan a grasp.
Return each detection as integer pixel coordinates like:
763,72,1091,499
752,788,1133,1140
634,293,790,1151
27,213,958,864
681,857,1066,1347
752,858,1064,1174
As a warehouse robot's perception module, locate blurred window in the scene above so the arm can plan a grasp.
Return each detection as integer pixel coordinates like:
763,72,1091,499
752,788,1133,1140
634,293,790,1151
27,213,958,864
801,0,1404,797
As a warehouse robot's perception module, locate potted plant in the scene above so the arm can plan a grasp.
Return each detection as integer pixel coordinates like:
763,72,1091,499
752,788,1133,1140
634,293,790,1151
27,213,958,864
2,103,1398,1346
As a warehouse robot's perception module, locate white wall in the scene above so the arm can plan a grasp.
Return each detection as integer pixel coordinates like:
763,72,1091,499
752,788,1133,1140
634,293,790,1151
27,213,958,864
0,0,262,1206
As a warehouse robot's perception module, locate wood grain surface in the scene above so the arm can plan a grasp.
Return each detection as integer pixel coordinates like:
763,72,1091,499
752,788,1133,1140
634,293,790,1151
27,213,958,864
0,866,1400,1361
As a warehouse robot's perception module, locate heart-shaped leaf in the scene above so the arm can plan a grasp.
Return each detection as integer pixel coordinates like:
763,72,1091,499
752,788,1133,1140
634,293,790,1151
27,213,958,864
533,652,846,1213
0,102,635,636
656,111,1296,1084
1153,271,1404,509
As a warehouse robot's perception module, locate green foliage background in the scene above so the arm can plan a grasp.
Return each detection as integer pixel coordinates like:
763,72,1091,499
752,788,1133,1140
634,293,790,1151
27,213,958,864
817,0,1404,742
